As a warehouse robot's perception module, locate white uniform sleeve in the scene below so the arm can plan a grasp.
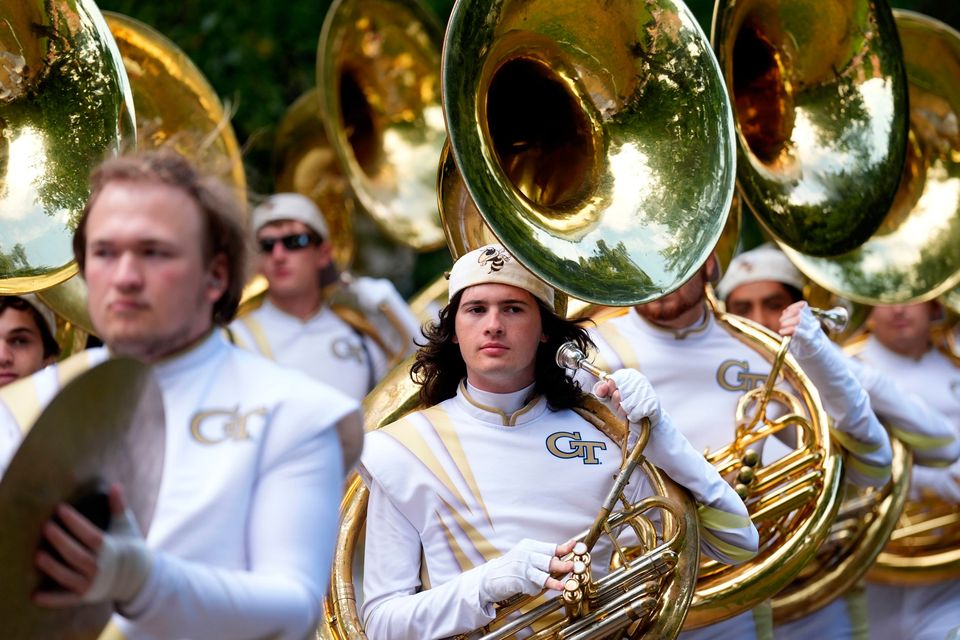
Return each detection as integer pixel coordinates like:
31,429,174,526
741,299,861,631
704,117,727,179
846,356,960,467
636,410,759,565
911,460,960,503
118,414,345,639
0,403,20,479
360,473,494,640
791,337,892,488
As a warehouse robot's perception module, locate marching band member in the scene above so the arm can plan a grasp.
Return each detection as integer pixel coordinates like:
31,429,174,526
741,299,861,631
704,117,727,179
0,151,362,639
717,244,959,639
577,253,892,640
0,294,59,388
228,192,420,400
359,244,759,640
852,301,960,640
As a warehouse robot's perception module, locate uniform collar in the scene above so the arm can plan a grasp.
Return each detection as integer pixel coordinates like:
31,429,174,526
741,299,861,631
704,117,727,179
455,380,546,427
150,330,227,381
628,304,712,341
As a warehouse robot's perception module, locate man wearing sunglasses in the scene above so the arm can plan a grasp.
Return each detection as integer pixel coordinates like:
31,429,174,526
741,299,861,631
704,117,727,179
229,193,419,400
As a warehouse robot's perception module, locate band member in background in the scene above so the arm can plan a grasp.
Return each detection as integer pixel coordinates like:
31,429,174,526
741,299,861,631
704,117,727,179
229,192,420,401
0,294,59,388
717,244,959,638
852,301,960,640
0,151,362,639
359,244,758,640
577,253,893,640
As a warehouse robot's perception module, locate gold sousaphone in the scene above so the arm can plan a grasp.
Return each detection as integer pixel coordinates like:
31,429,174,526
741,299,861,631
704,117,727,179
712,0,909,258
320,0,740,636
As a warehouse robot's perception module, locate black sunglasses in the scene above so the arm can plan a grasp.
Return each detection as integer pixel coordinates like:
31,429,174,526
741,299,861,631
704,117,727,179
258,232,318,254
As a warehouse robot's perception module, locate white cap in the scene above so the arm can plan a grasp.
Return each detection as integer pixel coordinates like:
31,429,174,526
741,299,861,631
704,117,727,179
251,193,329,239
448,244,554,308
10,294,57,338
716,243,806,301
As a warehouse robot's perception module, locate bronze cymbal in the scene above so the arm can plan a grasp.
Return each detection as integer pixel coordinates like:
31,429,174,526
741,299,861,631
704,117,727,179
0,358,165,639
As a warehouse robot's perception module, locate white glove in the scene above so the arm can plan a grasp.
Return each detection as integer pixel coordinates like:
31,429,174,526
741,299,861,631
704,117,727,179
351,277,398,314
594,369,663,427
478,538,557,605
350,277,423,352
82,507,152,604
783,302,828,360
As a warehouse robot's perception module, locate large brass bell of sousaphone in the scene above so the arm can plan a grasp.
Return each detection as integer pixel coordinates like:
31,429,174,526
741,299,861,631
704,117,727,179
441,0,736,307
780,9,960,305
0,0,135,294
713,0,909,257
317,0,447,252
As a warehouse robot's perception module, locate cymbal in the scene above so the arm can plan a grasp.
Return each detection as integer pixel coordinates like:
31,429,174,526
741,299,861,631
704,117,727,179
0,358,165,639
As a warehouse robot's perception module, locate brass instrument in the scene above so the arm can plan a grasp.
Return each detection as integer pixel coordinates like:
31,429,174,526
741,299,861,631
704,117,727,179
681,291,844,627
0,0,134,293
441,0,736,307
844,314,960,586
712,0,908,257
103,12,246,200
777,10,960,304
319,348,700,640
317,0,447,252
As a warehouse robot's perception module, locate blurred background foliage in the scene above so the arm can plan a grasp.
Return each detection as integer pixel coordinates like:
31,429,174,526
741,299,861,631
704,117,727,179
98,0,959,194
96,0,960,291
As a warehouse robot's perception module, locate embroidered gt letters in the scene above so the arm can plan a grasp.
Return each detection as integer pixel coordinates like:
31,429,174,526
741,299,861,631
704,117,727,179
717,359,769,392
546,431,607,465
191,406,268,445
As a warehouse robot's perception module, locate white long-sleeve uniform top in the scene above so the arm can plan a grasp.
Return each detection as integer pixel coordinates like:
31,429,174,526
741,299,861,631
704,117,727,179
0,332,355,640
850,336,960,500
849,336,960,640
581,307,891,640
359,381,757,640
584,308,890,486
228,299,387,400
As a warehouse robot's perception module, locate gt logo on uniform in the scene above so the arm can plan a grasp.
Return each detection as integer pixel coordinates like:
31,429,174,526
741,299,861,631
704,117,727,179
546,431,607,465
190,406,268,445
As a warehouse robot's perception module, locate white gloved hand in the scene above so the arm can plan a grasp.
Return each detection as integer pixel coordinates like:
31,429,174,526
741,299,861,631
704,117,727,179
350,277,398,314
82,507,152,604
478,538,559,605
593,368,663,427
780,301,827,360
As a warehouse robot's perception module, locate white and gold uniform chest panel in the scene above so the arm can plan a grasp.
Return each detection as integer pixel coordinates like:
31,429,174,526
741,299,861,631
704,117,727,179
229,300,386,400
360,383,651,588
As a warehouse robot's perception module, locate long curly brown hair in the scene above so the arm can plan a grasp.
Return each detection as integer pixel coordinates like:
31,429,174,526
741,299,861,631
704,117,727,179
411,290,595,410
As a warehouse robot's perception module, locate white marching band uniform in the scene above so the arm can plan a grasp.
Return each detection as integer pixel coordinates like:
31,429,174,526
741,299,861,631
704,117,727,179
359,380,759,640
851,335,960,640
229,297,389,400
579,306,893,640
0,332,355,639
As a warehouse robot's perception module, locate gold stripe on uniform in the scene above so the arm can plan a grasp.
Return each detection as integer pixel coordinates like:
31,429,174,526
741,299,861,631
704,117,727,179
381,417,472,511
239,316,273,359
436,510,475,572
0,374,41,436
422,405,494,527
438,496,500,563
697,504,752,531
700,524,758,564
96,621,127,640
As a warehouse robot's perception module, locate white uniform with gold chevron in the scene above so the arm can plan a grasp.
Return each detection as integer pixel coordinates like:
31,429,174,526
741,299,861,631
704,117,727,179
854,335,960,640
0,332,355,640
582,307,892,640
359,381,758,640
228,299,387,400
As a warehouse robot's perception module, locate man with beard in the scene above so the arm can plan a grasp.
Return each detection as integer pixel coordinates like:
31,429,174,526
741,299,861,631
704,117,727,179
573,254,892,640
850,301,960,640
0,151,362,639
